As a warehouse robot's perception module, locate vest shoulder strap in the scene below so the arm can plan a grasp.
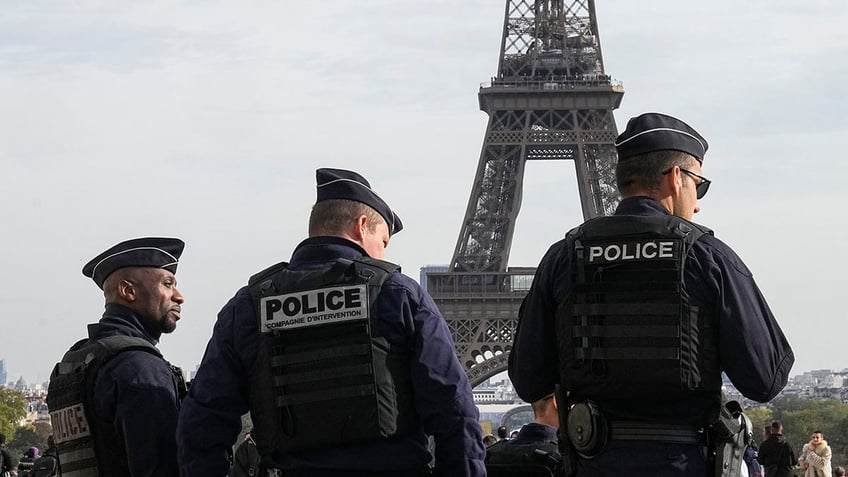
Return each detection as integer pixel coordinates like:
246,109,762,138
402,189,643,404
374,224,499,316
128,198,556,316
55,335,161,376
248,260,289,288
575,214,711,243
248,256,401,301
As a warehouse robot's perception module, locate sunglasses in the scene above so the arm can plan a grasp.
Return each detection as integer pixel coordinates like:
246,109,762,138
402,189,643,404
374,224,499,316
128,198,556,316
662,167,711,199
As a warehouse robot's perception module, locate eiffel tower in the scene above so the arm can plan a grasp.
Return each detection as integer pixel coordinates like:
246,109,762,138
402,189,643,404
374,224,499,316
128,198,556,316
425,0,624,386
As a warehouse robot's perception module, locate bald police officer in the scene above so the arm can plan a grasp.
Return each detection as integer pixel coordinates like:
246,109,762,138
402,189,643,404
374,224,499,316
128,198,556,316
177,168,485,476
509,113,794,476
47,237,187,476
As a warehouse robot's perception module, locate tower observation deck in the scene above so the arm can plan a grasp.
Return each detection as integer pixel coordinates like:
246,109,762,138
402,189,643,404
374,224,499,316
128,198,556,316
426,0,624,386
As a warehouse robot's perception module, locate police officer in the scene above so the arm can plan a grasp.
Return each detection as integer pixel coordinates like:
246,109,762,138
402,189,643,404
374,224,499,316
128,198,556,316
509,113,795,476
47,237,187,476
485,390,561,475
177,168,485,476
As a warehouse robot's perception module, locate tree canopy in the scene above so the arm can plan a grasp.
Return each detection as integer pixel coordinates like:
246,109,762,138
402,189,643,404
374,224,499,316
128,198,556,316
0,387,26,440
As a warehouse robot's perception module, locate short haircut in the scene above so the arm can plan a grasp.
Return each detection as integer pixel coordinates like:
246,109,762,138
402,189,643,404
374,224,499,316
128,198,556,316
615,150,698,196
530,393,555,417
309,199,384,237
771,421,782,432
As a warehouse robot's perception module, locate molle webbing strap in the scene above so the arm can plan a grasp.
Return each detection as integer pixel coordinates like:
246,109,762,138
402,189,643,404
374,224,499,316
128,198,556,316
275,363,373,386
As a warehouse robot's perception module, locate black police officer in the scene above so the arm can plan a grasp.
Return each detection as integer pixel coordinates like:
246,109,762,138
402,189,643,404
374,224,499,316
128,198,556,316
47,237,187,477
509,113,794,476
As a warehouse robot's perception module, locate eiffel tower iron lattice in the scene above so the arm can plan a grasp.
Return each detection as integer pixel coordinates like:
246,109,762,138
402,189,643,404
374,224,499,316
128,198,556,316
426,0,624,387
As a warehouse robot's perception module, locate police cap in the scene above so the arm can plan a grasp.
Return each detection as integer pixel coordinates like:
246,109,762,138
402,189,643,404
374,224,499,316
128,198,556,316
316,168,403,235
615,112,708,163
82,237,185,289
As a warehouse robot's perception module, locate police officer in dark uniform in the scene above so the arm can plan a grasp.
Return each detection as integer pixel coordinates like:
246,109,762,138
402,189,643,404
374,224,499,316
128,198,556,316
485,389,561,476
509,113,794,476
177,168,485,477
47,237,187,477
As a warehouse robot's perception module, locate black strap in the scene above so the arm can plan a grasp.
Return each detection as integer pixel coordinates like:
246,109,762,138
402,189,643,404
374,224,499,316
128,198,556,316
609,421,706,445
575,347,680,360
573,324,680,339
277,384,375,406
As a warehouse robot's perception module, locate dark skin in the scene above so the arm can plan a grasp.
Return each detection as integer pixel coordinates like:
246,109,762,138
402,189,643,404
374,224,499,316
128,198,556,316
103,267,185,334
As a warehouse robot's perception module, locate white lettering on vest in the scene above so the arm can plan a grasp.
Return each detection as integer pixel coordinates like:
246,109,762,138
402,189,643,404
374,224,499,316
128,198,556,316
587,241,676,263
260,285,368,333
50,404,91,444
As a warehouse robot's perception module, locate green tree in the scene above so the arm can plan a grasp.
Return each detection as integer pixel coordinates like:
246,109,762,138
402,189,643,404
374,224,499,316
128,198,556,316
0,387,26,440
768,398,848,467
9,426,39,459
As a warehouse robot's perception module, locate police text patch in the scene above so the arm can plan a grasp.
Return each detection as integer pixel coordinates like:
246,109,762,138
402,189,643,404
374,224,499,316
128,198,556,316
587,240,678,263
260,285,368,333
50,403,91,444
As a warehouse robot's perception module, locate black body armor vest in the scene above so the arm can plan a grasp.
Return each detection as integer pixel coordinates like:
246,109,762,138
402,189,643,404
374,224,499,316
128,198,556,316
247,256,417,454
556,214,721,400
47,334,186,477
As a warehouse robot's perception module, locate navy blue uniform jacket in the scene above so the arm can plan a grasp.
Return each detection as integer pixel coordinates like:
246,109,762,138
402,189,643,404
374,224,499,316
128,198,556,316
177,236,485,476
87,303,182,477
510,197,794,425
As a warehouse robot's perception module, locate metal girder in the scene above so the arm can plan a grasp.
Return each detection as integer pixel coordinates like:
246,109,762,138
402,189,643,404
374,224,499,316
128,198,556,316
428,0,624,384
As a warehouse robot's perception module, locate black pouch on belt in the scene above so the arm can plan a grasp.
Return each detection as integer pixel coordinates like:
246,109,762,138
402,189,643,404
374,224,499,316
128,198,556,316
565,401,608,459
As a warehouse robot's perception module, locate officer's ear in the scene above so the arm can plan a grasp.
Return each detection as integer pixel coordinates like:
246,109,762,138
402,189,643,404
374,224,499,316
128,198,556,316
118,279,137,302
351,214,369,241
665,166,683,196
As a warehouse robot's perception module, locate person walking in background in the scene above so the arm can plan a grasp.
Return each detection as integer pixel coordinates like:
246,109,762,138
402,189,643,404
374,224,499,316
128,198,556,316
758,421,795,477
509,112,794,476
177,168,485,476
47,237,188,476
16,447,38,475
0,434,14,477
797,431,831,477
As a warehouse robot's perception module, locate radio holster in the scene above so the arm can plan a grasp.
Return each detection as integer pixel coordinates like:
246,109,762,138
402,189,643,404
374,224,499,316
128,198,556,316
565,400,608,459
709,399,752,477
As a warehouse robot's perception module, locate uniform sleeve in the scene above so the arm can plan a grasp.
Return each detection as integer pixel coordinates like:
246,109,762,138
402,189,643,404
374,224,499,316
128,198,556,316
691,238,794,402
379,278,486,477
95,351,181,477
508,241,566,403
177,289,256,477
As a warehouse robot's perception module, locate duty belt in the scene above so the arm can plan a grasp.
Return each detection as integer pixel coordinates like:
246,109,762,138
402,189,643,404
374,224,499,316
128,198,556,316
609,421,707,445
269,468,430,477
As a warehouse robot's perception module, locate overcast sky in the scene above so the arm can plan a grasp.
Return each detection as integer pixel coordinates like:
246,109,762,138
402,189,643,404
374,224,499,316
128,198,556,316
2,0,846,386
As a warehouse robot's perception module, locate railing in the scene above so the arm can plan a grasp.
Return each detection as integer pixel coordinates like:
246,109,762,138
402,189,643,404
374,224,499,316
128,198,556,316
426,270,536,298
480,76,624,91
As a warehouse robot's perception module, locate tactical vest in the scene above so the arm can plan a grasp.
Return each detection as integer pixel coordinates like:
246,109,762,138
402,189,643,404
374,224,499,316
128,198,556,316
556,214,721,400
247,256,417,454
47,335,186,477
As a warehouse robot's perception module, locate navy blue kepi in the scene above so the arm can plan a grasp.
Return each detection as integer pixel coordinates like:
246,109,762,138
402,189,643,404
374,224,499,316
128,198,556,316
82,237,185,289
316,168,403,235
615,112,709,163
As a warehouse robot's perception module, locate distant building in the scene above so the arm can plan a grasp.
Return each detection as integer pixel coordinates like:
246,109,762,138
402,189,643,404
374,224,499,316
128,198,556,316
0,359,6,386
